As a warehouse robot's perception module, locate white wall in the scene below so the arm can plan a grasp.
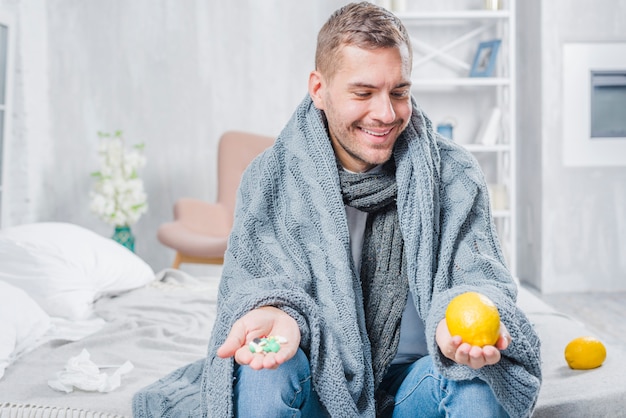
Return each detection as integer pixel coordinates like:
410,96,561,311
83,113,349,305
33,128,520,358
5,0,351,273
518,0,626,293
516,0,542,290
7,0,626,287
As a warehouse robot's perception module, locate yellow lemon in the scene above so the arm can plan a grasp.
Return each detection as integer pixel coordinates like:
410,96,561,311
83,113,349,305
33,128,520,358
564,336,607,370
445,291,501,347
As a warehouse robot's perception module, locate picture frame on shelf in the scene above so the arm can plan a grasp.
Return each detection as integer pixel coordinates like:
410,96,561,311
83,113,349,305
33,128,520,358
469,39,501,77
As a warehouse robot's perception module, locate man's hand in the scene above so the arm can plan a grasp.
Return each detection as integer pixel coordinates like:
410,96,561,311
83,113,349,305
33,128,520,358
436,319,511,369
216,306,301,370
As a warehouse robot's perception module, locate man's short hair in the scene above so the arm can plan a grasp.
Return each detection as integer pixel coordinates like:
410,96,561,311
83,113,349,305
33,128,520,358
315,1,413,80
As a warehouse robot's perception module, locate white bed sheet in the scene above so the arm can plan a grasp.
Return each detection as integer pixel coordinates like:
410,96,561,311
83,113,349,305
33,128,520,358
0,270,218,418
2,272,625,417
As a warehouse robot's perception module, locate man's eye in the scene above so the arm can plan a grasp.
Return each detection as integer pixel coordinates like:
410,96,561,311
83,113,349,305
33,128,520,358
354,92,371,98
392,90,410,98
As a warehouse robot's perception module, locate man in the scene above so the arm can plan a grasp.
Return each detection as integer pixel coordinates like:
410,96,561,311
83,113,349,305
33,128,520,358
134,2,541,417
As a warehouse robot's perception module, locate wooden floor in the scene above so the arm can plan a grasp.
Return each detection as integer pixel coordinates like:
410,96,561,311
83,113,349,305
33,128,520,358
536,290,626,347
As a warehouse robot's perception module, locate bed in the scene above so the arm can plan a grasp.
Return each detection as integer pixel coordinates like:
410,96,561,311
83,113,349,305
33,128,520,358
1,222,625,417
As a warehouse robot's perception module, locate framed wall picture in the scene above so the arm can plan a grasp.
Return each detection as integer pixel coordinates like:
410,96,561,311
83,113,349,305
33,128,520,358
469,39,501,77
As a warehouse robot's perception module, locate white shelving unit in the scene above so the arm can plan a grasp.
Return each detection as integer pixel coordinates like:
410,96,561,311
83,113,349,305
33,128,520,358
0,13,14,229
397,1,517,275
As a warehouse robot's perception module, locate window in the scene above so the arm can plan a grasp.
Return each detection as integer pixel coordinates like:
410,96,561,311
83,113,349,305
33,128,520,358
590,70,626,138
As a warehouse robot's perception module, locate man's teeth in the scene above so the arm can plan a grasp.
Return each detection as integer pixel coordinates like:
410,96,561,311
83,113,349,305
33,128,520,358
362,128,391,136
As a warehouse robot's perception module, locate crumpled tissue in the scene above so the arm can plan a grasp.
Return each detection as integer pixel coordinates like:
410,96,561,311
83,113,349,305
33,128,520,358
48,349,134,393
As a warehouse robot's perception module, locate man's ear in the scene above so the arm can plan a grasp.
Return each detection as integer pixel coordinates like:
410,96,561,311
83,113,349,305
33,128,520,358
308,70,325,110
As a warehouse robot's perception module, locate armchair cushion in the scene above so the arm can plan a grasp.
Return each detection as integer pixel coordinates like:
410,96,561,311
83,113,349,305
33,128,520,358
157,223,227,259
158,199,232,258
158,131,275,266
173,199,231,236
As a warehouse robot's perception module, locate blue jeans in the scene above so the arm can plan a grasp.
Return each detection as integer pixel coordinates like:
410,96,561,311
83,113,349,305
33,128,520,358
234,349,508,417
234,349,325,417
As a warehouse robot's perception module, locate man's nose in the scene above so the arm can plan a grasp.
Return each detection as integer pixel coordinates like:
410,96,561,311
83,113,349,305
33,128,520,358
370,94,396,124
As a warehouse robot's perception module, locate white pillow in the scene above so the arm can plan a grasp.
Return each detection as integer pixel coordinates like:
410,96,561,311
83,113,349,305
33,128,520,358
0,280,51,379
0,222,155,320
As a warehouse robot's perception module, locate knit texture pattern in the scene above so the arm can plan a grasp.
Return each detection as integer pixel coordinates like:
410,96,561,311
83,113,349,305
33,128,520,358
133,95,542,418
338,162,408,415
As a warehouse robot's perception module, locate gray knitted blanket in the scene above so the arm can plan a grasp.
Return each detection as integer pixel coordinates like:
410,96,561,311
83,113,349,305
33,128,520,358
133,95,541,418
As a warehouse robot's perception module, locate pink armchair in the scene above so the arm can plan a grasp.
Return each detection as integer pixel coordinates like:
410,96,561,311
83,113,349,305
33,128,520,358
158,131,275,268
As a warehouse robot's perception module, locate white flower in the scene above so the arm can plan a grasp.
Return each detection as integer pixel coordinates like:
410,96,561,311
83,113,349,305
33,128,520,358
90,131,148,227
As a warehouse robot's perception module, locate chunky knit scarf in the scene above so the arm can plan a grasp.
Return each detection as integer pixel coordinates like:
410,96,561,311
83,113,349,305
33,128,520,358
338,161,408,413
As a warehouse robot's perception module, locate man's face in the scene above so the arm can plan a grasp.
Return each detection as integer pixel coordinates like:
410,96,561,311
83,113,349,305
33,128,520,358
309,44,412,173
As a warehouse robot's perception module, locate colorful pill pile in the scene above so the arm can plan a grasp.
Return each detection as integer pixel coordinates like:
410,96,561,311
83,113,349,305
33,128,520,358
248,335,288,354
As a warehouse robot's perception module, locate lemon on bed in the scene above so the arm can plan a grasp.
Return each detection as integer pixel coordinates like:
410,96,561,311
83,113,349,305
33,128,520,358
564,336,607,370
445,291,501,347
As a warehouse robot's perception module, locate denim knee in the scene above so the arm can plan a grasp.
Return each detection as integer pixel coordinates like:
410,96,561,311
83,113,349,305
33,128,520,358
442,377,508,418
389,356,508,418
233,348,314,417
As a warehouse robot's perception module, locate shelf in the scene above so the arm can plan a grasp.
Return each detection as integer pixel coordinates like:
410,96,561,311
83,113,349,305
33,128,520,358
492,210,511,218
397,10,510,22
412,78,510,88
463,144,510,152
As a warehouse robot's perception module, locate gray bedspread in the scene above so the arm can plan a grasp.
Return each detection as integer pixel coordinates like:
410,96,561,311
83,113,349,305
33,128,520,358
518,287,626,417
0,270,218,417
1,270,625,417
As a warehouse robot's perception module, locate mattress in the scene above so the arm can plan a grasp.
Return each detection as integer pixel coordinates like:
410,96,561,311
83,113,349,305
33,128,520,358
517,288,626,417
1,271,624,417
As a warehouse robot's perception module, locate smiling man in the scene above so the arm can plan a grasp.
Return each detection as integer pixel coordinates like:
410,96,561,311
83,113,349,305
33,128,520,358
133,2,542,417
310,42,413,173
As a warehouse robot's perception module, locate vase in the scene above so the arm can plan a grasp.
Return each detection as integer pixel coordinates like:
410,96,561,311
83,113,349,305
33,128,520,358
484,0,501,10
112,225,135,252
